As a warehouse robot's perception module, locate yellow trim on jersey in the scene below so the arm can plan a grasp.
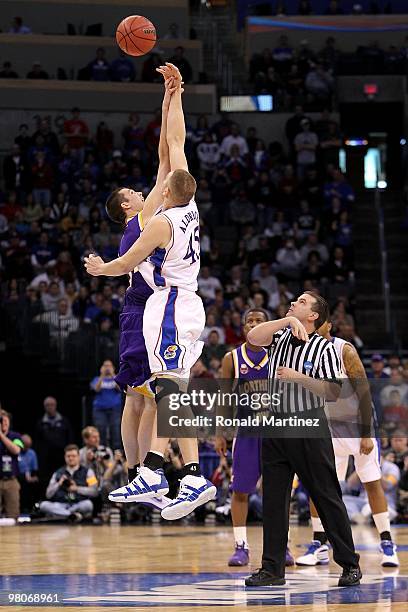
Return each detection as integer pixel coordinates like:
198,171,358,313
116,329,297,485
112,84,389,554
231,349,239,379
138,210,144,230
126,214,136,225
241,343,268,370
131,382,155,399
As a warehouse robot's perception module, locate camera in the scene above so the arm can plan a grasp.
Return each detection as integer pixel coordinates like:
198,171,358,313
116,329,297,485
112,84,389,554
61,477,73,490
92,446,111,461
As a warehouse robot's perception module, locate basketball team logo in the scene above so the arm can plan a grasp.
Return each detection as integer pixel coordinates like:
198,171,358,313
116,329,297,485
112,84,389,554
240,363,249,375
164,344,179,360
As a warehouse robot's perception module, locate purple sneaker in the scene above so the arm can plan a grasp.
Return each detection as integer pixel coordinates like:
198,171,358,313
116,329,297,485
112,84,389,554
286,547,295,566
228,543,250,567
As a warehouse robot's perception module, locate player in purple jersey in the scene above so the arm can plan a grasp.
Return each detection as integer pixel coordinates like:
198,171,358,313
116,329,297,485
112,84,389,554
216,309,295,567
101,76,174,491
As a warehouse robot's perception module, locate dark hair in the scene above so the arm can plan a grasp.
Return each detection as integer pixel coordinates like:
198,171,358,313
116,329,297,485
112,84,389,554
244,308,269,323
64,444,79,454
105,188,127,224
305,291,329,329
0,409,12,422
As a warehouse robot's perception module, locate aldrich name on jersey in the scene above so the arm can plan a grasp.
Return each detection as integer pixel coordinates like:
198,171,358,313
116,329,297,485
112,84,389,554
179,210,199,233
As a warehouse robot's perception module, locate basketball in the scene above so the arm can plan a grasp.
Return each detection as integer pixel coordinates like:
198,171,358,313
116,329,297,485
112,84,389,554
116,15,156,57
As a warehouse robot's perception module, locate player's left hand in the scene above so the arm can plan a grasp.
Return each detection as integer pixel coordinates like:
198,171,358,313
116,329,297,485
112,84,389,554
276,366,298,381
359,437,374,455
84,254,106,276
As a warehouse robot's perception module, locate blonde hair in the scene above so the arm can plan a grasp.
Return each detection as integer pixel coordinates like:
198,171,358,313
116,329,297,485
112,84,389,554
169,169,197,203
82,426,99,441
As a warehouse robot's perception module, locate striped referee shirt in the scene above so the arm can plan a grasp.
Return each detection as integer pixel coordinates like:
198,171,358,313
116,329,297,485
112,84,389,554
268,328,341,414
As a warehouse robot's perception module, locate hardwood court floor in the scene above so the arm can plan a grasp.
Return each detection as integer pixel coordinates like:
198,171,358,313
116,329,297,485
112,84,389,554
0,523,407,611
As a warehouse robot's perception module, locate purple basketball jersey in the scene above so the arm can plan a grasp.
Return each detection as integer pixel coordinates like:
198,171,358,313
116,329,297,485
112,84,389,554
231,343,268,494
119,213,152,301
115,212,152,390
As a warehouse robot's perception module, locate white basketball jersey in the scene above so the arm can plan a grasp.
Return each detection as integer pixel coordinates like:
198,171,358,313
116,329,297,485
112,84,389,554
325,336,359,422
138,199,200,292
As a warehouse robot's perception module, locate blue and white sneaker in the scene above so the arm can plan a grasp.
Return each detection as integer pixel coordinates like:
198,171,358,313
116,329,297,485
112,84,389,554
295,540,330,566
161,475,217,520
108,466,169,503
380,540,399,567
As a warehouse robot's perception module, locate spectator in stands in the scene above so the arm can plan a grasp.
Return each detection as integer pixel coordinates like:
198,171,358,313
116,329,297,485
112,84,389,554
0,409,23,519
197,133,221,172
141,50,164,83
18,434,39,513
368,354,389,380
305,64,334,108
382,391,407,433
90,361,122,449
63,107,89,162
26,62,49,80
324,168,355,206
30,151,54,207
275,238,302,280
380,369,408,410
163,22,181,40
203,330,227,366
122,113,145,151
299,233,329,264
110,51,136,82
39,444,98,522
0,61,18,78
168,46,193,83
298,0,312,15
198,266,222,301
384,354,403,377
3,145,28,193
35,396,73,486
328,246,352,283
294,118,318,178
14,124,31,154
272,35,294,73
220,123,249,158
9,16,32,34
389,434,408,471
325,0,344,14
318,37,340,69
79,425,113,482
34,298,79,354
87,47,110,81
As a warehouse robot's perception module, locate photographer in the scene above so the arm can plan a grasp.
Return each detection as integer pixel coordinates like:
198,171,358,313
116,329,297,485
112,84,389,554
39,444,98,522
79,426,113,484
100,449,127,502
90,360,122,449
0,409,24,519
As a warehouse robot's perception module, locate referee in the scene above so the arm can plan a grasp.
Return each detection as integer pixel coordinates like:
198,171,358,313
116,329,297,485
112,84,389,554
245,291,361,588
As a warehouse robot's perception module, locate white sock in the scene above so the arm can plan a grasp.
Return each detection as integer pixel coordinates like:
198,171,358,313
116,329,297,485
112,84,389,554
233,526,248,547
311,516,324,535
373,511,391,538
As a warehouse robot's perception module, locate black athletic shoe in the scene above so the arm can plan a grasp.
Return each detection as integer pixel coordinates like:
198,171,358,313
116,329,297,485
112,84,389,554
338,566,362,587
245,568,285,587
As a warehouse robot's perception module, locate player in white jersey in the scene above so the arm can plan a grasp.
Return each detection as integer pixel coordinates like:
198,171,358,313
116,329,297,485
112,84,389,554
85,63,216,520
296,320,399,568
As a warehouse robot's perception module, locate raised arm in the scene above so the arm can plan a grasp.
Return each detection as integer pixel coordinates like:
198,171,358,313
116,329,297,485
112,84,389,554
84,215,171,277
247,316,309,347
157,63,188,171
141,79,173,224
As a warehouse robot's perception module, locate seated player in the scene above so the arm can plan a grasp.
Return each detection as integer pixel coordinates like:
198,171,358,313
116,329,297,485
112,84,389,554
216,308,294,567
296,320,399,568
85,63,216,520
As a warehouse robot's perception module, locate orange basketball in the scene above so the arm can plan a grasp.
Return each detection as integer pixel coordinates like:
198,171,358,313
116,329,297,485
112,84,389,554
116,15,156,57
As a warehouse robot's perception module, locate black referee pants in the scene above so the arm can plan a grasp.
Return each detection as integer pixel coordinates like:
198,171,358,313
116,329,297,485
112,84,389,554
261,436,359,578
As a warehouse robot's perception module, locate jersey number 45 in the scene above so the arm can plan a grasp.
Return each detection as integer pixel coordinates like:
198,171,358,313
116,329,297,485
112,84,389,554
183,225,200,265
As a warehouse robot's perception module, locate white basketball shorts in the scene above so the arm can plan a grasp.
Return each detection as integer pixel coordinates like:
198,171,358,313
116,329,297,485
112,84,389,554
142,286,205,381
332,436,381,483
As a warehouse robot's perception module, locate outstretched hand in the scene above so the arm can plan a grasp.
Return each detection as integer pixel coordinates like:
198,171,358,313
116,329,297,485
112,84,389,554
157,62,184,93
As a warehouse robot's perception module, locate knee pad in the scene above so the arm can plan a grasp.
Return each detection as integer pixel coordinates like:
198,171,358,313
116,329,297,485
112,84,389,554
155,377,180,404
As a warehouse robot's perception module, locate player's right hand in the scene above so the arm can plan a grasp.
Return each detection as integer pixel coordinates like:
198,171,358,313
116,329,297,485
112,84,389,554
287,317,309,342
215,436,227,457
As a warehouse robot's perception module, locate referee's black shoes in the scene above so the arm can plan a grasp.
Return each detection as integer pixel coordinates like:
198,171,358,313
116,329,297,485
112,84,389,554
338,566,362,587
245,568,285,587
